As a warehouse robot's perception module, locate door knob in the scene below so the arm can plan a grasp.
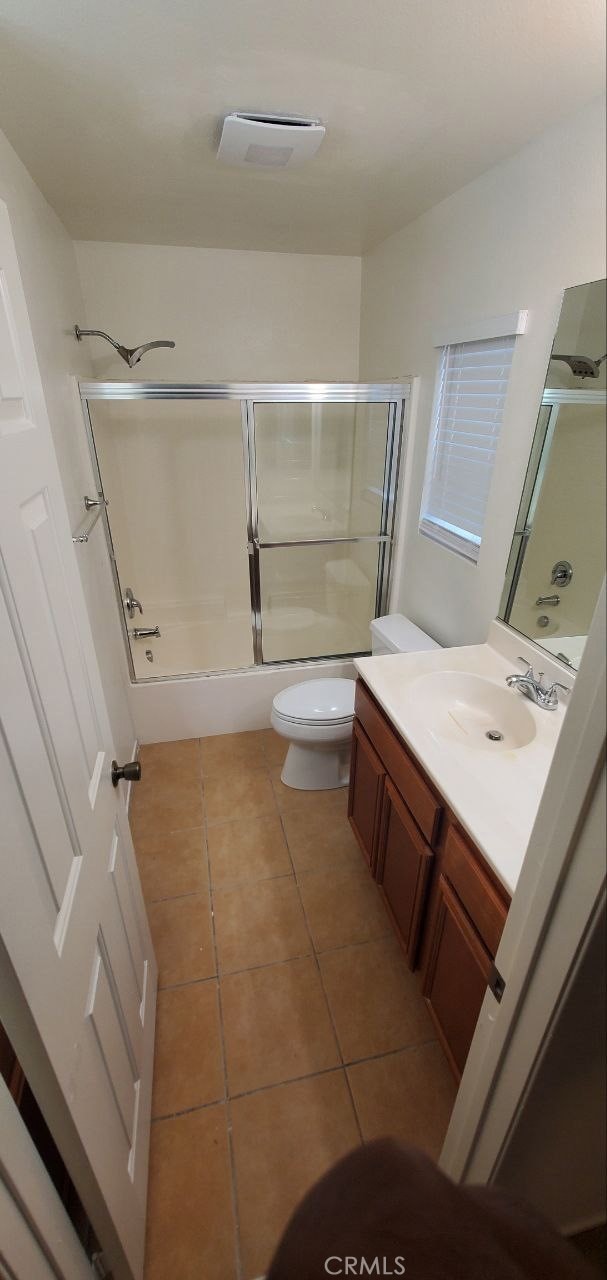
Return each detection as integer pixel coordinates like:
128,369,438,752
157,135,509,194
111,760,142,788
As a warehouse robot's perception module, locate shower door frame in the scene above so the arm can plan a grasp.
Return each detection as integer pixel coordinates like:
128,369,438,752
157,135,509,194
79,381,409,681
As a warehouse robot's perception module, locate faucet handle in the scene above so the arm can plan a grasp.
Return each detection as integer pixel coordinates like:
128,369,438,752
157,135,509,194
547,681,571,697
516,656,534,677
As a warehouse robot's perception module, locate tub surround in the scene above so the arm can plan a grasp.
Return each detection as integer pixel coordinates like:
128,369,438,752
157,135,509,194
354,621,572,895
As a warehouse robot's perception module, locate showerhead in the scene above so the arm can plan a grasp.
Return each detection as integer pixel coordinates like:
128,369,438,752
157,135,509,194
551,351,606,380
74,325,175,367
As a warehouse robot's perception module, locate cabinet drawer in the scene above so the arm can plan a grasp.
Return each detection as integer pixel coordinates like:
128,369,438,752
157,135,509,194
354,681,442,846
377,779,433,968
443,824,508,958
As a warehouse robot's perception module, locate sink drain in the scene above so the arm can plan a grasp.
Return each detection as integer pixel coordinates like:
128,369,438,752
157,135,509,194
486,729,504,742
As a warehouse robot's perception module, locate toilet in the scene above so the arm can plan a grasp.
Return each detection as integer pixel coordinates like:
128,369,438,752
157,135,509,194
271,614,440,790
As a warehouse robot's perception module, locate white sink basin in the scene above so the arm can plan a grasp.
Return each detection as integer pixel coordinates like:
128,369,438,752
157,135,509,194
407,671,537,751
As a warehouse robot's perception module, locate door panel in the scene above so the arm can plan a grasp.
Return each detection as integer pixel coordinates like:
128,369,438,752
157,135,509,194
423,875,492,1079
88,397,254,677
259,539,380,661
348,720,386,871
377,778,434,968
0,199,156,1279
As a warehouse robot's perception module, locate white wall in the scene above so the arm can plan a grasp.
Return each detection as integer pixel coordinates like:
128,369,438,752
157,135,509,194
0,126,136,762
359,97,607,647
74,241,361,381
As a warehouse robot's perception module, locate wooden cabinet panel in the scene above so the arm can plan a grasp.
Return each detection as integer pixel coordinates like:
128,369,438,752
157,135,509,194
423,875,492,1079
348,720,386,872
443,824,508,957
354,681,443,845
377,779,434,968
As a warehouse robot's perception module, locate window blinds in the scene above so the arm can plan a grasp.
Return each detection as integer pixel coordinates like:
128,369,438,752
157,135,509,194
420,335,516,562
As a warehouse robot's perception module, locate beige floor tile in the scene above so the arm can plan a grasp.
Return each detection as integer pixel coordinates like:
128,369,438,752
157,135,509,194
148,893,215,988
135,827,208,902
145,1105,236,1280
347,1042,457,1160
222,956,339,1095
131,741,203,840
298,864,390,953
152,981,224,1118
207,813,291,888
130,771,203,842
319,936,434,1062
269,765,349,813
214,876,310,974
139,738,201,776
200,730,267,777
282,800,362,874
231,1071,360,1279
204,766,277,826
258,728,288,766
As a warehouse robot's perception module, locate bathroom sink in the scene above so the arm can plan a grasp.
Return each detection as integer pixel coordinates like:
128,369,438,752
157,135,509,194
407,671,537,751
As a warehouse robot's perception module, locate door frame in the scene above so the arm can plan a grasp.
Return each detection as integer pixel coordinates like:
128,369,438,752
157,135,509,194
440,581,606,1204
79,381,408,680
0,1074,92,1280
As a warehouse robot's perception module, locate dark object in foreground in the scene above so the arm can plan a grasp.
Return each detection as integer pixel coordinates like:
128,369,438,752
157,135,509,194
267,1140,597,1279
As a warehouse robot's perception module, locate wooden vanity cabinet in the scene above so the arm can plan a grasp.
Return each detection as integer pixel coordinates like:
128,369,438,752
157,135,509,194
348,677,510,1080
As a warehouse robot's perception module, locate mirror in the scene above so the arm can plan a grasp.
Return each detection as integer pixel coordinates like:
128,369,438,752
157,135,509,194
500,279,606,669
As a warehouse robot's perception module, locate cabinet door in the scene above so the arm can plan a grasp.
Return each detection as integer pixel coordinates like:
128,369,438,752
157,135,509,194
348,719,385,872
423,875,492,1079
377,779,433,969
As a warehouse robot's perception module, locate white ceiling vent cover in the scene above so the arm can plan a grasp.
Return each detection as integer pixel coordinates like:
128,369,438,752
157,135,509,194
217,113,325,168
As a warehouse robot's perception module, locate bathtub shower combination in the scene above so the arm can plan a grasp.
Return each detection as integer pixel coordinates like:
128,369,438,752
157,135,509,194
80,382,408,682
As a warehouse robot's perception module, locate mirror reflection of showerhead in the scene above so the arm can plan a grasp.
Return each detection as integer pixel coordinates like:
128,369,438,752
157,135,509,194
550,351,607,379
74,325,175,367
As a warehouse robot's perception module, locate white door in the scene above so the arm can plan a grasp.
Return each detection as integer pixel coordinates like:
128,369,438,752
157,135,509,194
0,199,157,1279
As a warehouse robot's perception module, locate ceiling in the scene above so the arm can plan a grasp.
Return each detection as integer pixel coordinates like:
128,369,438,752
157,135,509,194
0,0,604,255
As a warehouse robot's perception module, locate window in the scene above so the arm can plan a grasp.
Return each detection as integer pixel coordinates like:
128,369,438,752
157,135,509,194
420,334,517,562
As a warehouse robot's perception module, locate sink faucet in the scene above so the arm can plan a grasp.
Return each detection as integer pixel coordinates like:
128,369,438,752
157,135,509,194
506,659,570,711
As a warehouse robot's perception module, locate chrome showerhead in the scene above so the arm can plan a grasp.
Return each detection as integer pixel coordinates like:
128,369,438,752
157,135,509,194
74,325,175,367
551,351,606,380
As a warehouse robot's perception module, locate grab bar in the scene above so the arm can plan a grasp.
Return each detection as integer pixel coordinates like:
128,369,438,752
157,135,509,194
72,495,108,544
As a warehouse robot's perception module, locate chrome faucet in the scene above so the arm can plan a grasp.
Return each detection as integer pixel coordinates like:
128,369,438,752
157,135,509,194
506,658,570,711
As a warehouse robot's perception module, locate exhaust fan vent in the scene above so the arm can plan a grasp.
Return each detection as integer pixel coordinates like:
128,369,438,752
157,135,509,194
217,113,325,168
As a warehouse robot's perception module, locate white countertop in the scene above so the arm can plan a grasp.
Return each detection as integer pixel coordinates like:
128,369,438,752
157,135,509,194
354,625,571,895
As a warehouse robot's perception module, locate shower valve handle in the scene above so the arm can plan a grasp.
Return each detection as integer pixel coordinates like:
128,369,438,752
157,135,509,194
124,587,143,618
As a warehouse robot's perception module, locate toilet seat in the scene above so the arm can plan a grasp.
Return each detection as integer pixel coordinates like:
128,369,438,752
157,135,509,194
272,678,355,726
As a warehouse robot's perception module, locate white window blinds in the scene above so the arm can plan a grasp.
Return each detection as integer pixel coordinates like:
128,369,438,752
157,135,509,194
420,334,516,562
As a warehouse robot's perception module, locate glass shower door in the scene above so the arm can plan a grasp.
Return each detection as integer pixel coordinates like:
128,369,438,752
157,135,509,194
251,400,397,661
88,398,254,678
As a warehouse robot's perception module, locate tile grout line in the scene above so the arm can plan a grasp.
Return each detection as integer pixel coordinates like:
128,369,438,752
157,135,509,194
204,803,245,1280
150,1034,442,1125
278,805,365,1149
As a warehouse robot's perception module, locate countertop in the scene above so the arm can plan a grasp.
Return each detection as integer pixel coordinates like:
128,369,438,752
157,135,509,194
354,627,570,895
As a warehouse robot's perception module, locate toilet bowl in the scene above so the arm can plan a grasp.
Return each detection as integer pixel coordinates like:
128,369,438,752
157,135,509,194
271,678,355,791
272,615,441,791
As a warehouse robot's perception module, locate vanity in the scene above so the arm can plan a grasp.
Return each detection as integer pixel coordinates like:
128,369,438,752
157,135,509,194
348,624,571,1080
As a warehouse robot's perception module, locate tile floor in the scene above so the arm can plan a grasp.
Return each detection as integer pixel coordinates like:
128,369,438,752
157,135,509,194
131,730,457,1280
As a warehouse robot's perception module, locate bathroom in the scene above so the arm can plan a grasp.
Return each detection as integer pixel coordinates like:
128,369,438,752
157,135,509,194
0,3,605,1278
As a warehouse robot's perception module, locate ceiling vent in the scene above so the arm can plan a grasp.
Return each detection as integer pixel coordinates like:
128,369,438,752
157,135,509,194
217,113,325,169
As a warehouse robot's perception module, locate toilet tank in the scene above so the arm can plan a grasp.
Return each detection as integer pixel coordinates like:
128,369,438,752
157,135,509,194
370,613,441,656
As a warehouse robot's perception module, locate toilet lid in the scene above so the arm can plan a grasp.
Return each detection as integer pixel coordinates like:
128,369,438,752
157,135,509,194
273,678,355,725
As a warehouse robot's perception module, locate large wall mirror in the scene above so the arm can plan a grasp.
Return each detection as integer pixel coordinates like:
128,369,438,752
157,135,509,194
500,279,606,669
